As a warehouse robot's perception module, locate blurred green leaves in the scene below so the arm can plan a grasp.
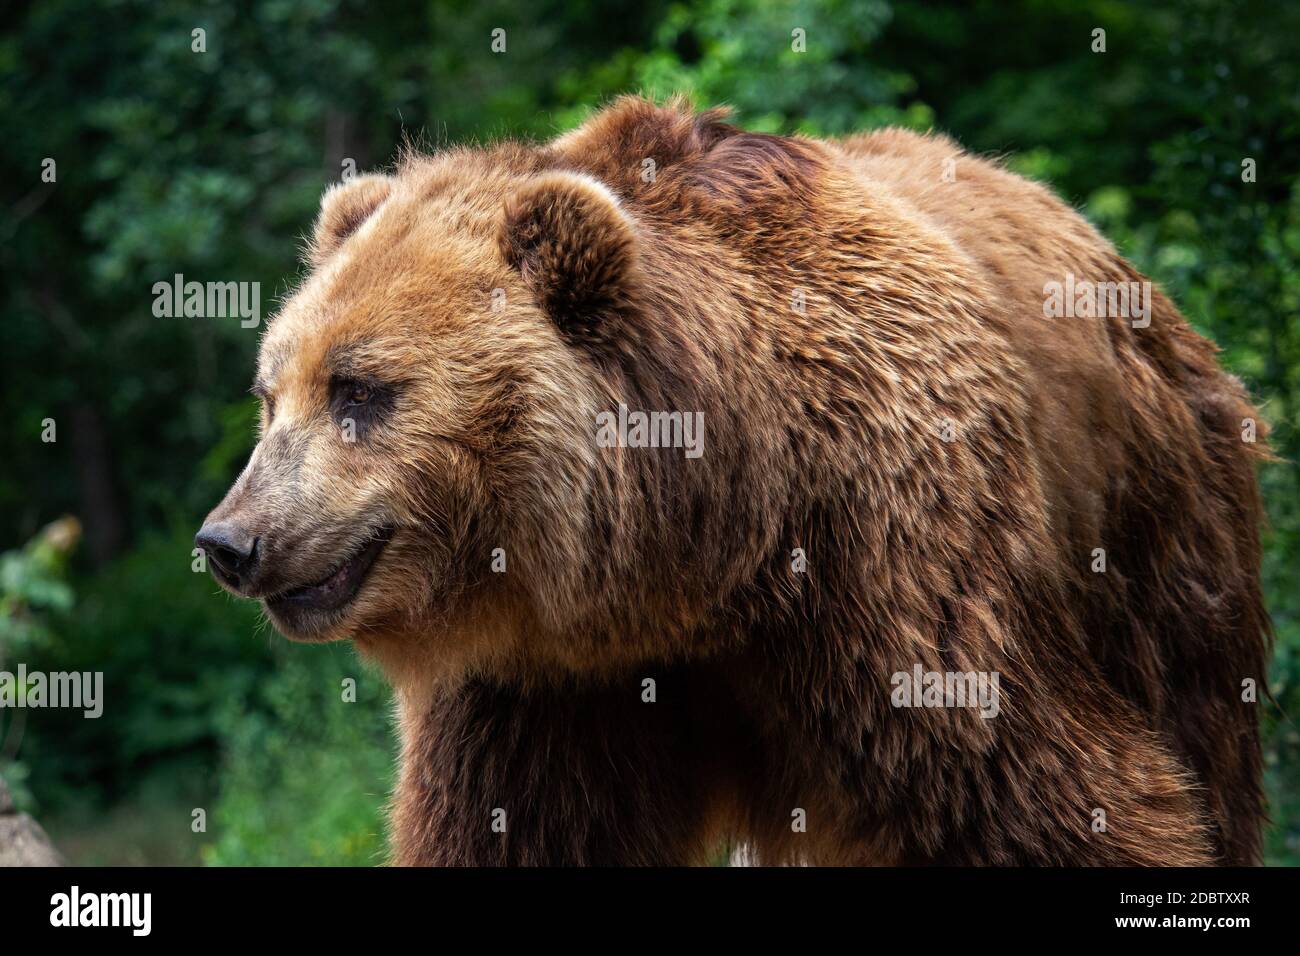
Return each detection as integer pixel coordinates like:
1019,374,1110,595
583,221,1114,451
0,519,78,659
202,643,393,866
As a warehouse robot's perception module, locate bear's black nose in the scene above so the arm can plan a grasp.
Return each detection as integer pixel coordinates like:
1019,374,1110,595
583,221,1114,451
195,521,259,589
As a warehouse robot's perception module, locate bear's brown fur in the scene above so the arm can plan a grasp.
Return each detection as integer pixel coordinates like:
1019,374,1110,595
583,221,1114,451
200,96,1269,865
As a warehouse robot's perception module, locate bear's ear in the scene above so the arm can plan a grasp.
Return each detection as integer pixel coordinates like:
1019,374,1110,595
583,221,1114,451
499,172,639,343
307,174,393,268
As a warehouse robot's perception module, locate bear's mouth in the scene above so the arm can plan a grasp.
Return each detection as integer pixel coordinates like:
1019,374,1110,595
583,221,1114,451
265,526,394,616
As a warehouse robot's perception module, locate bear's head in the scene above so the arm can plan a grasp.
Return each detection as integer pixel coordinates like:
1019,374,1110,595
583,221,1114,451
198,100,822,677
196,138,707,672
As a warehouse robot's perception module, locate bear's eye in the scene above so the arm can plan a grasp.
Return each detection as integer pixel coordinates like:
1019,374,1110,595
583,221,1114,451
328,376,390,438
253,386,275,420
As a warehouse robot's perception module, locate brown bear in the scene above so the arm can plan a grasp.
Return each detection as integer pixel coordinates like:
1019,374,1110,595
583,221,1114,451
197,96,1269,866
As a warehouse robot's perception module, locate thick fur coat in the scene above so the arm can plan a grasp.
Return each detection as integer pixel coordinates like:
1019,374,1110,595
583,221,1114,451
201,96,1269,865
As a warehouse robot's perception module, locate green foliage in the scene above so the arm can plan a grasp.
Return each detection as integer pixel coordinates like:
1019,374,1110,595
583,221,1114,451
3,0,1297,864
0,518,79,812
561,0,929,135
17,527,268,811
202,644,394,866
0,518,77,658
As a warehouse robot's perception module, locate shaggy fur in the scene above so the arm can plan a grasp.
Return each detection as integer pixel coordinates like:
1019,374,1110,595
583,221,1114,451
201,96,1269,865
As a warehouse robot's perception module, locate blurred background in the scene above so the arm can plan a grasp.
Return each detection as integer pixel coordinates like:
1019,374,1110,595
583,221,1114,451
1,0,1297,865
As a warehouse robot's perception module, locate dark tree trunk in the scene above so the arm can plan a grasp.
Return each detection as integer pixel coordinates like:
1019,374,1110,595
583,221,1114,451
70,402,124,566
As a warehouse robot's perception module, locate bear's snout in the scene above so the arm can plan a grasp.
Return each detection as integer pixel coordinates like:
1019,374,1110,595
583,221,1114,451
195,520,261,594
